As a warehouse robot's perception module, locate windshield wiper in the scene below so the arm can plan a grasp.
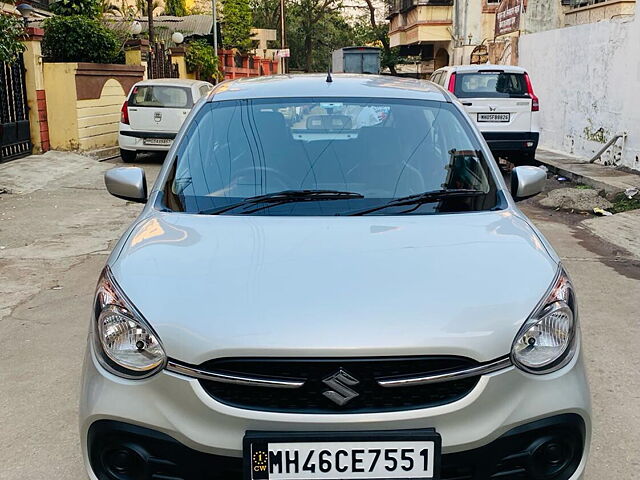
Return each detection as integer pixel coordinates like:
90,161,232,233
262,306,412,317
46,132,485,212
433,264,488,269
201,189,364,215
342,188,486,216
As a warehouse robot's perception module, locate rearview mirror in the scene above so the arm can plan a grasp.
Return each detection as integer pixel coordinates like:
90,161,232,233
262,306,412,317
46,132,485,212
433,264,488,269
105,167,147,203
511,166,546,201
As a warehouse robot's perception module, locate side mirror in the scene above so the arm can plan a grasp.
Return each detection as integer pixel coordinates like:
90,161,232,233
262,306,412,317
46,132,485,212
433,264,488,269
511,166,546,201
105,167,147,203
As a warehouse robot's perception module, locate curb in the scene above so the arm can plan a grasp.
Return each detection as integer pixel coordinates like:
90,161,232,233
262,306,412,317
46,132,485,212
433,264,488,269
86,146,120,162
535,148,640,197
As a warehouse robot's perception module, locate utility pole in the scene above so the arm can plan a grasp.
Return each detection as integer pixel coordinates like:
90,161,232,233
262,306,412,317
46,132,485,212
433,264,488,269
147,0,154,46
280,0,287,73
212,0,218,56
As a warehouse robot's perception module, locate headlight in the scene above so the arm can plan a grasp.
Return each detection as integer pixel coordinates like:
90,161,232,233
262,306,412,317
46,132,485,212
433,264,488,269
511,266,578,374
93,267,166,378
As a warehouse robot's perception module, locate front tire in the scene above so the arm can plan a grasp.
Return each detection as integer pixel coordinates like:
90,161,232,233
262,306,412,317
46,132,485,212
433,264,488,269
120,148,137,163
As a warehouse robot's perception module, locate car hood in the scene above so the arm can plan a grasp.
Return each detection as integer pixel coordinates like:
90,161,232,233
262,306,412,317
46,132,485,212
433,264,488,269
110,210,558,364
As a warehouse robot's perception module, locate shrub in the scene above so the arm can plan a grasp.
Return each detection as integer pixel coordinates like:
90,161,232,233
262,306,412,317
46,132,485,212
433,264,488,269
185,40,220,81
50,0,100,17
42,16,120,63
0,14,26,64
221,0,252,52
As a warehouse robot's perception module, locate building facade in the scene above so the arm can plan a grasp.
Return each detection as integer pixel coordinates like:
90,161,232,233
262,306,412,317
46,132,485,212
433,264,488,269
386,0,637,84
386,0,507,76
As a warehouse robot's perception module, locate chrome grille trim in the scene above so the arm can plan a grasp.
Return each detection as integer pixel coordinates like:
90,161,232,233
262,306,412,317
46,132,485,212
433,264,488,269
165,360,306,389
377,356,513,388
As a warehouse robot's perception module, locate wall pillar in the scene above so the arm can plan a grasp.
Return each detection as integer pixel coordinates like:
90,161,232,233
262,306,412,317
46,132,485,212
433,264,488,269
124,39,150,79
260,58,271,75
22,27,49,154
169,46,193,79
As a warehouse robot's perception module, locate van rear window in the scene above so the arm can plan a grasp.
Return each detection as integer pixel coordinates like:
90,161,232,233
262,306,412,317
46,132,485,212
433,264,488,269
454,72,528,99
129,86,193,108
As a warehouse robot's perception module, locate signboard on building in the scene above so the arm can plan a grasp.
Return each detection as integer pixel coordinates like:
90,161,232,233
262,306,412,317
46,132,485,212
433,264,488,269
275,49,291,58
495,0,523,36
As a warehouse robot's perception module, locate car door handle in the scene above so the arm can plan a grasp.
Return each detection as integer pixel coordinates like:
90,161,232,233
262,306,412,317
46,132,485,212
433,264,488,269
462,102,473,106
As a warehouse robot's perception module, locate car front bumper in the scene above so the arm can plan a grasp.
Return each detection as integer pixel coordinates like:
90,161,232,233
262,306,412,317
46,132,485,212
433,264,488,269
80,342,591,480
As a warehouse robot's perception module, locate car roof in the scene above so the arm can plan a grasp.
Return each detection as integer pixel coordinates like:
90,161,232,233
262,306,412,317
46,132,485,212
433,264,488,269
208,74,450,102
436,64,528,74
134,78,210,88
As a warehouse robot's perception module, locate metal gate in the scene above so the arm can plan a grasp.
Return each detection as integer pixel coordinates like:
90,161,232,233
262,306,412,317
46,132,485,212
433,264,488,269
148,42,179,80
0,55,32,163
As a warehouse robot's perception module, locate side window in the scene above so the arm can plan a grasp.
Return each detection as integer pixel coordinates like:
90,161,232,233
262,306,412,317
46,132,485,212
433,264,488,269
199,84,212,98
430,72,441,85
440,73,448,86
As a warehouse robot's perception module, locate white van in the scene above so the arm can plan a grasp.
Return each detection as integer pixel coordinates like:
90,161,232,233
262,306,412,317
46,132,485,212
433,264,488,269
431,65,540,164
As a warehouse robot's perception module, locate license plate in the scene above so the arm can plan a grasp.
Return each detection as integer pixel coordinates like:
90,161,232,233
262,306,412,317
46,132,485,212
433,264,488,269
143,138,172,145
478,113,510,122
244,431,441,480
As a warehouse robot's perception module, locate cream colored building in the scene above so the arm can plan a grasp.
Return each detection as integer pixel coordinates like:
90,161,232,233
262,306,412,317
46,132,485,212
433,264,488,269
387,0,636,75
386,0,501,76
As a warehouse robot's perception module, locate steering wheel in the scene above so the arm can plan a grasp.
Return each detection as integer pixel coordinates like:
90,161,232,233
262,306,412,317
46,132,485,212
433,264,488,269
230,166,297,192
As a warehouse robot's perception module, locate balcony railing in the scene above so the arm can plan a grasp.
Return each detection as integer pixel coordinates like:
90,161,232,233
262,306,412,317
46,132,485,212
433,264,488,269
387,0,454,16
567,0,618,8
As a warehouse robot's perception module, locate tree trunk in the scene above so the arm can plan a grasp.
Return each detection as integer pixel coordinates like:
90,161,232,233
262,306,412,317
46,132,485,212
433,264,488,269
380,36,397,76
363,0,397,75
147,0,154,44
304,34,313,73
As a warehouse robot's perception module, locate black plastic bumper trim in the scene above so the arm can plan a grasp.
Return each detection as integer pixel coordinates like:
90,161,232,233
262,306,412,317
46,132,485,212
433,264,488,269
120,130,177,139
87,413,585,480
482,131,540,152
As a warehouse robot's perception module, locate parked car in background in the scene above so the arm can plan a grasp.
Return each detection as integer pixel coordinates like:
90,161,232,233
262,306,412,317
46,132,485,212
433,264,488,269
86,75,589,480
118,79,213,162
431,65,540,164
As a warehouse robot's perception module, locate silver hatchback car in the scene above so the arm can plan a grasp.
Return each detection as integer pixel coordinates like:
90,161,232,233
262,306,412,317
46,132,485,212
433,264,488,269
81,75,590,480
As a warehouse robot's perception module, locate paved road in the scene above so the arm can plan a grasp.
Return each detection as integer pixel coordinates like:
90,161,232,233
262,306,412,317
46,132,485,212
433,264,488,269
1,152,638,479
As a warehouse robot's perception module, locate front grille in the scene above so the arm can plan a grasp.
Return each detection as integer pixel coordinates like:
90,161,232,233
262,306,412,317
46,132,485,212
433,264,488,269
196,356,480,413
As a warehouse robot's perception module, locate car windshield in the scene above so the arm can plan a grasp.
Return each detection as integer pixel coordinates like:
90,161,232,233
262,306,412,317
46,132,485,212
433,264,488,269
129,85,192,108
162,97,501,216
455,72,528,99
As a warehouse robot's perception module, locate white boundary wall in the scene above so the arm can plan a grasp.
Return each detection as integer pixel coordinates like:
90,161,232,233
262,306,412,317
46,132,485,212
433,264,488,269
518,7,640,170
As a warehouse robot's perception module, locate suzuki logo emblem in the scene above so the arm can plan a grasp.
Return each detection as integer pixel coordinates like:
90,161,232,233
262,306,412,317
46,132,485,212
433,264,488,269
154,112,162,122
322,369,360,406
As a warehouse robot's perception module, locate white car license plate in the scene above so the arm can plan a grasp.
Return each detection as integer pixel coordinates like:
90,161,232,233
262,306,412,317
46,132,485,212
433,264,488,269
477,113,510,122
244,432,440,480
143,138,172,145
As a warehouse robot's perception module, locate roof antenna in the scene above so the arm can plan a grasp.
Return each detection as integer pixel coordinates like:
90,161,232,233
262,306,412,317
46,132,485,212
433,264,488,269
326,66,333,83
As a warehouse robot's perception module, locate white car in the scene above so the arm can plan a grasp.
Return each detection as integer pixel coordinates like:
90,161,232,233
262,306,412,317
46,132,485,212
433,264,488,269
118,79,213,162
431,65,540,164
86,75,590,480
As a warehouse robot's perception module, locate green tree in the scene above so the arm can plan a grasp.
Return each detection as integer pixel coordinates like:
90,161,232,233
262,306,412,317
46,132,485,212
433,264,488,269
135,0,162,16
249,0,280,30
185,39,221,80
354,0,398,74
221,0,253,52
287,0,354,72
97,0,124,16
50,0,100,17
0,14,26,64
42,15,121,63
165,0,188,16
